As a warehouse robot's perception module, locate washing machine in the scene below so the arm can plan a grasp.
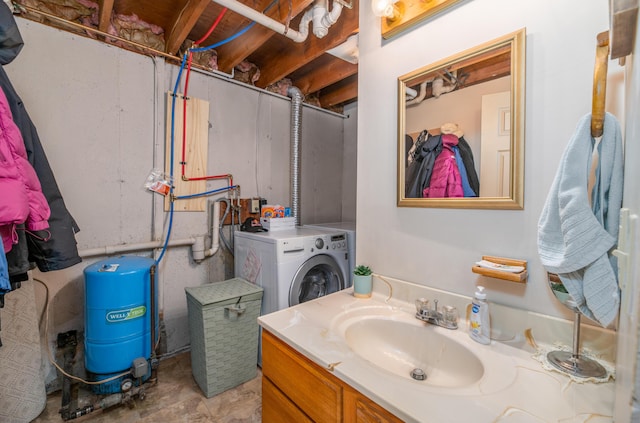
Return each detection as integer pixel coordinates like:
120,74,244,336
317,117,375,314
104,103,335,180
305,221,355,280
234,227,350,317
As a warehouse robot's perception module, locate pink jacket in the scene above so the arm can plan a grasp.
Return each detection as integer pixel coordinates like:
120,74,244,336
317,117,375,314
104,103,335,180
0,88,50,252
423,134,464,198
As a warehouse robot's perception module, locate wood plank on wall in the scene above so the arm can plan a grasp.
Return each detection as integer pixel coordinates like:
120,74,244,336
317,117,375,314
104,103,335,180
165,92,209,211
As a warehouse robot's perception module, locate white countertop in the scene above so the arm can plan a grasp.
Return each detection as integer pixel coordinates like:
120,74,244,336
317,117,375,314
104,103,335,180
258,281,615,423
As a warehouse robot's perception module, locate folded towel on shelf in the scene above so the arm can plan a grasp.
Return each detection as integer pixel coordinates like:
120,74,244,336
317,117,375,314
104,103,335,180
537,112,623,327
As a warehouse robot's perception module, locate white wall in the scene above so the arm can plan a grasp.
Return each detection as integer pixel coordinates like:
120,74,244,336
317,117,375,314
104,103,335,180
5,18,350,379
357,0,623,320
614,10,640,420
405,76,510,172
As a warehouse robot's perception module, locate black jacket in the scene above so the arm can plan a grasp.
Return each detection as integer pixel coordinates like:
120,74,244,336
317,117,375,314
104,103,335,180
0,3,81,278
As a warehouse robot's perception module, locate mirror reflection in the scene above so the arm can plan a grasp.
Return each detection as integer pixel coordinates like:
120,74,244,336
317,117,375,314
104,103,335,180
398,29,526,209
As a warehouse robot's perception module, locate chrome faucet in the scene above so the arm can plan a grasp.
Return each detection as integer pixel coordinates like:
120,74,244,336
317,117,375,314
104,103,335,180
415,298,458,330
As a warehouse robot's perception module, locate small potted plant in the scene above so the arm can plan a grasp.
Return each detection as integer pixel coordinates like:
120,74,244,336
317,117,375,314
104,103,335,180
353,265,373,298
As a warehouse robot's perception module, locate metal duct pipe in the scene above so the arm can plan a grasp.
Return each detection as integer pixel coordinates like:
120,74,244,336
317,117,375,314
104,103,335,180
288,86,304,226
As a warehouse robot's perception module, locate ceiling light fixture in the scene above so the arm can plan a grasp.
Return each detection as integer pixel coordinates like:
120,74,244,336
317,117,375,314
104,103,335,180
371,0,404,21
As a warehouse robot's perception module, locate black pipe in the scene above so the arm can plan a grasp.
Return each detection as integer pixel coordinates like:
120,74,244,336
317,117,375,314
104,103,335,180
56,331,78,421
150,264,157,355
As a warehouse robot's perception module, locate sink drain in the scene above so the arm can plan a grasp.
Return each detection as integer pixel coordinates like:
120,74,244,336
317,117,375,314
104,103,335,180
410,368,427,381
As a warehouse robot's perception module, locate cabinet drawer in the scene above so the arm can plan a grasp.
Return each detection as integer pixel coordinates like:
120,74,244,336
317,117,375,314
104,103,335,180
263,377,313,423
262,330,342,422
344,385,404,423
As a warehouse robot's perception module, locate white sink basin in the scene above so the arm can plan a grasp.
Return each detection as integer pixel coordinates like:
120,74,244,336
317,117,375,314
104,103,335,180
332,308,484,388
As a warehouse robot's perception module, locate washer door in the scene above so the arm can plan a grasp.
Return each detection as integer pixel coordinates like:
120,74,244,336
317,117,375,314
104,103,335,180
289,254,345,306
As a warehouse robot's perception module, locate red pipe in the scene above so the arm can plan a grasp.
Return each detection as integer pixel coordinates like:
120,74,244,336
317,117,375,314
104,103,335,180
180,8,231,183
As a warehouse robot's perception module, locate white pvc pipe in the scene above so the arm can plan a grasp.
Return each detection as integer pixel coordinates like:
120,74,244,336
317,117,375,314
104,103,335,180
80,202,222,260
79,238,198,258
406,82,428,106
211,0,344,42
405,86,418,100
202,201,221,260
212,0,310,43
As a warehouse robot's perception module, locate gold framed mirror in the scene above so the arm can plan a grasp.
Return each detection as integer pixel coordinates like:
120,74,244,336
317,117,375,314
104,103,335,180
398,28,526,209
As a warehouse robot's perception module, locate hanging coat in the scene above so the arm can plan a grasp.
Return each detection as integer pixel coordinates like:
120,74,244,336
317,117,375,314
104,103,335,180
424,134,464,198
457,136,480,196
405,131,443,198
0,3,81,274
0,87,50,253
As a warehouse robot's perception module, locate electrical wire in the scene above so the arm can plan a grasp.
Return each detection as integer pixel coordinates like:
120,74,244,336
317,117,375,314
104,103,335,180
32,278,132,386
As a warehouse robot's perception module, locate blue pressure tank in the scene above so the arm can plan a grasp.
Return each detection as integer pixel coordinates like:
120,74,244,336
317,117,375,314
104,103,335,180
84,256,158,377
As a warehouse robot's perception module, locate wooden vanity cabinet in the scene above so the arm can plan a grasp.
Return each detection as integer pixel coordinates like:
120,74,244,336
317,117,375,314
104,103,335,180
343,385,404,423
261,330,403,423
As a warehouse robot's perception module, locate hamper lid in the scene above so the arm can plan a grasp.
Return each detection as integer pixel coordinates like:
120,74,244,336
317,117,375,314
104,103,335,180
185,278,263,306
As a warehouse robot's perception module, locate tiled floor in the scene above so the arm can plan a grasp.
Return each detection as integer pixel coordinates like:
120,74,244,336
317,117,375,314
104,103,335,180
32,352,262,423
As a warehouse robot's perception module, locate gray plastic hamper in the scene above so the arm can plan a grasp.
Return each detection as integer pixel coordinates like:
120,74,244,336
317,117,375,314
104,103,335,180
185,278,263,398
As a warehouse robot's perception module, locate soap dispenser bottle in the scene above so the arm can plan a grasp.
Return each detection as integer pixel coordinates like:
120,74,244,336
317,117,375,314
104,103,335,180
469,286,491,344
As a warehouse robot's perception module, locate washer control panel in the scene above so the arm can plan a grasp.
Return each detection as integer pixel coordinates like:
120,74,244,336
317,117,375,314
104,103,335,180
305,232,348,253
329,233,347,250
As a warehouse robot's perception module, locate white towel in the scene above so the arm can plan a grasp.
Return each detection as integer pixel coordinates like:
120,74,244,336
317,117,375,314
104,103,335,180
537,112,623,327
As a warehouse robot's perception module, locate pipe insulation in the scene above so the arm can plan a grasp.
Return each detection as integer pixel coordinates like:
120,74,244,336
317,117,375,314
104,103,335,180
288,86,304,226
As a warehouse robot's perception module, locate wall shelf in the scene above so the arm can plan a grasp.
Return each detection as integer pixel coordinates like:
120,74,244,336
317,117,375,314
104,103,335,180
472,255,528,283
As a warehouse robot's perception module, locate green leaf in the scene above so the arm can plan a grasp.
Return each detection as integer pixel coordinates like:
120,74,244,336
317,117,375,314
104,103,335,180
353,265,372,276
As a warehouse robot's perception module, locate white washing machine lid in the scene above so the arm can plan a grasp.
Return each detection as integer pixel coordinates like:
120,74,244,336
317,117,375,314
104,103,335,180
305,221,355,233
234,227,343,243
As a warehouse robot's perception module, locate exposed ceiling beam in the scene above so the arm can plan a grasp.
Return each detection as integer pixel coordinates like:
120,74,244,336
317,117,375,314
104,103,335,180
97,0,114,33
253,0,359,88
291,55,357,94
165,0,211,55
319,74,357,108
216,0,314,72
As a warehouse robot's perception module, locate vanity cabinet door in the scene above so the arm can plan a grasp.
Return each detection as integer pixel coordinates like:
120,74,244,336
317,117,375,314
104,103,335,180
344,385,404,423
263,377,313,423
262,330,342,422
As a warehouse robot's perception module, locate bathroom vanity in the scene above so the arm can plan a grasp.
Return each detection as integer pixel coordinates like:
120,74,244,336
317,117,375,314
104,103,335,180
258,277,616,422
262,329,402,422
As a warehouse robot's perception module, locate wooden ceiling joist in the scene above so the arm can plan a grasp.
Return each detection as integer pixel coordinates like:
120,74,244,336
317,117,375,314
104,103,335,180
252,0,358,88
215,0,314,72
165,0,212,55
292,55,357,94
319,74,357,108
97,0,114,33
